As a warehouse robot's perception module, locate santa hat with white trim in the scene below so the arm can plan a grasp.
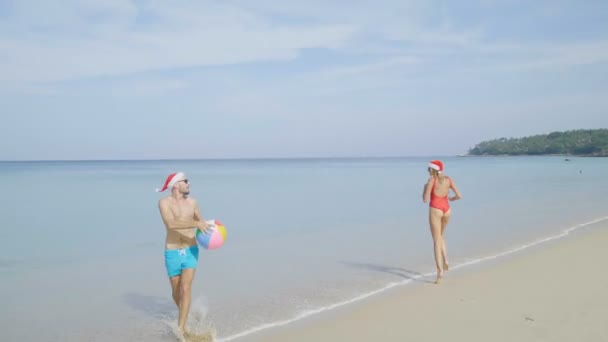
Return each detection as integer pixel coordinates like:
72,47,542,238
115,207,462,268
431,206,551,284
156,172,186,192
428,160,444,173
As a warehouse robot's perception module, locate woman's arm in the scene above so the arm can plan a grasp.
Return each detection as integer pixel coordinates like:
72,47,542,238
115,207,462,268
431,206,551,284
449,177,462,201
423,177,434,203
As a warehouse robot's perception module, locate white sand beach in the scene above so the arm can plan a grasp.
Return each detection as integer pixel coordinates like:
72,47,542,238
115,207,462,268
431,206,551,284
240,224,608,342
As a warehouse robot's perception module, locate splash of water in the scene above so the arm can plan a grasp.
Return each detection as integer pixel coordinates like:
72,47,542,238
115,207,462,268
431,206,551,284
185,296,217,341
161,296,217,341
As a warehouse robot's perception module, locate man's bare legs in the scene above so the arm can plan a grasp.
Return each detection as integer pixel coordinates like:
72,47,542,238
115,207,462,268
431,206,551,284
170,275,181,308
169,275,185,340
168,268,196,336
177,268,196,335
429,208,445,284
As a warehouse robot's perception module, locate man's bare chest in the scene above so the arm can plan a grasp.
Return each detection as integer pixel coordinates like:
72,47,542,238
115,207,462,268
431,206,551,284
170,203,194,220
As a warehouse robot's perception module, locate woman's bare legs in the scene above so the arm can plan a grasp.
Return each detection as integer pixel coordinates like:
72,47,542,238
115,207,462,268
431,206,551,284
429,208,445,284
441,210,451,271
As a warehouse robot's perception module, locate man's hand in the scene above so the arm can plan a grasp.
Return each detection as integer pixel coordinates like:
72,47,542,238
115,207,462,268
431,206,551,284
205,220,218,233
195,220,207,233
196,220,213,234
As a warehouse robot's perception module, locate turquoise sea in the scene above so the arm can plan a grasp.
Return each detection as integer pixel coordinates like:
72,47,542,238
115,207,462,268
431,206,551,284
1,156,607,341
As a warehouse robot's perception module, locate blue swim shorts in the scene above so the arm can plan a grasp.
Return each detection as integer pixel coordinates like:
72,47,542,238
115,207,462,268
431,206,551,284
164,245,199,277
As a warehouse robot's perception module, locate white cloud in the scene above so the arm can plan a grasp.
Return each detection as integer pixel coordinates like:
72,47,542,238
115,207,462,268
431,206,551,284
453,40,608,74
1,0,607,105
0,0,495,86
0,0,356,83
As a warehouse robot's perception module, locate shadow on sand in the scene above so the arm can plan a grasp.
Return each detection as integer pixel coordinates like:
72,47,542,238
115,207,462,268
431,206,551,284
122,292,176,319
340,261,434,284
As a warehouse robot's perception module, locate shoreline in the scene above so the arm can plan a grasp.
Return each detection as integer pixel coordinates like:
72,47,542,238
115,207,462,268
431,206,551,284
220,216,608,342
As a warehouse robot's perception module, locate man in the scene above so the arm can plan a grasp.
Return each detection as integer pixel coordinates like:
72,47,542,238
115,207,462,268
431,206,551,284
157,172,209,337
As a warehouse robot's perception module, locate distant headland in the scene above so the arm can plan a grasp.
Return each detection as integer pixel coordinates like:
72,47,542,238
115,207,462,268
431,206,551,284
467,129,608,157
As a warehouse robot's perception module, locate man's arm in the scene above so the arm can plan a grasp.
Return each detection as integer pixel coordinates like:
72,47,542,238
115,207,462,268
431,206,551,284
193,199,210,233
158,200,205,230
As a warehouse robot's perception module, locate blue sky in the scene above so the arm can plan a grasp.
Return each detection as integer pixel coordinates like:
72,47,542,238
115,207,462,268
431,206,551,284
1,0,607,160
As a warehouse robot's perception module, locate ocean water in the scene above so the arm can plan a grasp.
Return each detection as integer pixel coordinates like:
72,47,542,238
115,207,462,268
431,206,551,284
1,156,607,341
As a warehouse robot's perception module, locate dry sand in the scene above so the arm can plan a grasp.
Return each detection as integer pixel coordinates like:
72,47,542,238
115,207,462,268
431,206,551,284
239,224,608,342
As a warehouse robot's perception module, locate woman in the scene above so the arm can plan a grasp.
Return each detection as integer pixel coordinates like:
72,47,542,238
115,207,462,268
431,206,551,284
423,160,461,284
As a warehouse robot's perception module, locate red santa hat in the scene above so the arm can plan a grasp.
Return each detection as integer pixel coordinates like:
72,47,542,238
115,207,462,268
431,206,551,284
156,172,186,192
428,160,444,173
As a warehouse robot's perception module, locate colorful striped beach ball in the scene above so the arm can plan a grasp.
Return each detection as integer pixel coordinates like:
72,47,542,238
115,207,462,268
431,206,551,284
196,219,227,250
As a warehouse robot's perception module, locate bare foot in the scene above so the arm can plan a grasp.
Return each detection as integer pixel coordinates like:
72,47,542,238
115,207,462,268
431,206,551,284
177,327,186,342
435,271,443,284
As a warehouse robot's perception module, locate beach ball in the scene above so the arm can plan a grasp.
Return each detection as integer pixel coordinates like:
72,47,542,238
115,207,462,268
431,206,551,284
196,219,227,250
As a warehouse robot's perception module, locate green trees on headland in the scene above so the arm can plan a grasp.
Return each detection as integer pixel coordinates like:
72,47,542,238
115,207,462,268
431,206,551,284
468,129,608,156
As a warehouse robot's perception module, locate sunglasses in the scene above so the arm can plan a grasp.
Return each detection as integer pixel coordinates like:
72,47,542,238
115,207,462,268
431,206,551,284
178,179,189,184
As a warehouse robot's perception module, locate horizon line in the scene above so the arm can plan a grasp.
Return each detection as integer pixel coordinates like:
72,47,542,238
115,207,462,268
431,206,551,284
0,154,468,163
